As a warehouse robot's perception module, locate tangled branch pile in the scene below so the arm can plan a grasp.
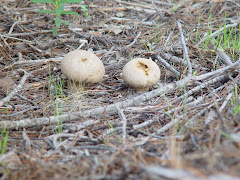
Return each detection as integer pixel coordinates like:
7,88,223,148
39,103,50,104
0,0,239,179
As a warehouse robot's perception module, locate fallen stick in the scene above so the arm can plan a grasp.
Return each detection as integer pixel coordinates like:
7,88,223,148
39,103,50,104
0,71,30,107
177,21,192,76
0,58,62,71
0,78,183,129
0,61,239,130
155,54,180,77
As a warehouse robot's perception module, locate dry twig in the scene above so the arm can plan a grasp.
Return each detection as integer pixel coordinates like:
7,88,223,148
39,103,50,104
0,71,30,107
1,60,239,129
177,21,192,76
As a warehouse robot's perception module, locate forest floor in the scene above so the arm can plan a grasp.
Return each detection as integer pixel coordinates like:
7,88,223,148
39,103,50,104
0,0,240,179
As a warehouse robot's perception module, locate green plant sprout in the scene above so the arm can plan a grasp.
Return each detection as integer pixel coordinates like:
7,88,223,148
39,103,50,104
201,11,240,63
160,91,185,134
218,130,235,142
142,24,164,52
0,127,9,156
104,121,122,146
142,40,152,52
171,3,180,13
230,84,240,115
194,16,201,43
54,79,64,135
153,24,160,43
48,66,65,135
192,70,197,76
81,4,89,17
129,51,133,60
31,0,83,36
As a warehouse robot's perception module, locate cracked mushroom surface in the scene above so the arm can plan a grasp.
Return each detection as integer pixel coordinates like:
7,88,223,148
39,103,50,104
122,58,161,91
61,50,105,89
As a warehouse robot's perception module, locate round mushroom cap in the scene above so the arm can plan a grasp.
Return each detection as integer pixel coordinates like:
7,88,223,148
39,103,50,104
61,50,105,84
122,58,160,91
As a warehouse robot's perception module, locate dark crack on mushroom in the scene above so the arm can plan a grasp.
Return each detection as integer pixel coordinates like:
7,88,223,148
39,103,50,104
80,58,88,62
138,62,149,76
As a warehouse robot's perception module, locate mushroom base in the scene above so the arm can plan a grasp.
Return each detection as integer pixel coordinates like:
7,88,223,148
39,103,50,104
133,86,150,91
67,80,85,92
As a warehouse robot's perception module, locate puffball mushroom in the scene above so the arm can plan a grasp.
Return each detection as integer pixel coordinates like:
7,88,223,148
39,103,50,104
122,58,160,91
61,50,105,90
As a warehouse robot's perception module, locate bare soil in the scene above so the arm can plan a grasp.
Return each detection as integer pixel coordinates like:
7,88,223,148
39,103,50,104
0,0,240,179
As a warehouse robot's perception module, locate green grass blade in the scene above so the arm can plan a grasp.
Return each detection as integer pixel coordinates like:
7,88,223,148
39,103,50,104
81,5,88,12
60,0,82,3
195,17,200,43
31,0,54,3
60,11,79,16
61,20,72,26
52,27,58,36
0,127,8,156
55,17,61,28
56,4,64,16
2,130,8,155
37,9,55,14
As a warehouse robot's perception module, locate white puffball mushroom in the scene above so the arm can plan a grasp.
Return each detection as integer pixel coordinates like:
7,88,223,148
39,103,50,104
122,58,160,91
61,50,105,90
